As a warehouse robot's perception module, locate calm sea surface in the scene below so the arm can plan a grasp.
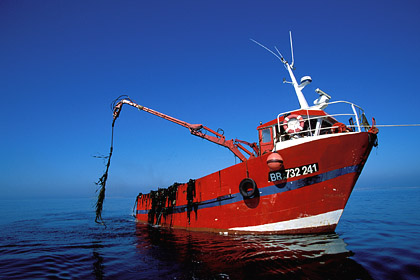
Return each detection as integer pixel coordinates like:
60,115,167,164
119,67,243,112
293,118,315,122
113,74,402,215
1,187,419,280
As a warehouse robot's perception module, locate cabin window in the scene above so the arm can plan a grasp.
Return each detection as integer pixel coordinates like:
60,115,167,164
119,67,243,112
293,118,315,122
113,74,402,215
261,128,271,143
320,120,333,134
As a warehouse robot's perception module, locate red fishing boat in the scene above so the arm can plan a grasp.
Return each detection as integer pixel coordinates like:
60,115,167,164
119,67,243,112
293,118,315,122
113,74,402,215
110,34,378,234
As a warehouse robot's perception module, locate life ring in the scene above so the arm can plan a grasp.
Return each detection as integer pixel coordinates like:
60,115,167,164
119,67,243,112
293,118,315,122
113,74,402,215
239,178,257,199
283,114,305,134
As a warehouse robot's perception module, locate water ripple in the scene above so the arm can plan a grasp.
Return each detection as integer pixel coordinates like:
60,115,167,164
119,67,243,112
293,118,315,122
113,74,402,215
1,191,419,279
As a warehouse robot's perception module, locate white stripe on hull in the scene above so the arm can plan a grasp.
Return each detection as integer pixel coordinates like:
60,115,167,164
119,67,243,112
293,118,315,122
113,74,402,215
228,209,344,232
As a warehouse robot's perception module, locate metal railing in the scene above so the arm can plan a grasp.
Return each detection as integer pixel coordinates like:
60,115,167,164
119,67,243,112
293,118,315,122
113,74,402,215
275,101,368,143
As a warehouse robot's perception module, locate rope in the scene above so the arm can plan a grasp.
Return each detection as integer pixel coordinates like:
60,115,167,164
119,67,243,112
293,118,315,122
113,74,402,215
374,124,420,127
347,124,420,128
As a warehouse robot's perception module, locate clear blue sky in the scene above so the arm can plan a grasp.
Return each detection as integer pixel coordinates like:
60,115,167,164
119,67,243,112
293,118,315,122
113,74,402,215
1,0,420,199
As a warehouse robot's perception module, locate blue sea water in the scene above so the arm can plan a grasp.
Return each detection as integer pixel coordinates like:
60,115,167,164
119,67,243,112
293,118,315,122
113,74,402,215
0,187,419,280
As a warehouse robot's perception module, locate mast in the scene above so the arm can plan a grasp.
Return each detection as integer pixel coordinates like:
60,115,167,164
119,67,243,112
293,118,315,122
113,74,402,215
284,60,309,109
284,31,309,109
251,31,310,109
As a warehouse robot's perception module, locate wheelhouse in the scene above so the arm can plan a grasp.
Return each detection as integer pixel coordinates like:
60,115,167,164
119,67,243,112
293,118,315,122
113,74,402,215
257,101,374,155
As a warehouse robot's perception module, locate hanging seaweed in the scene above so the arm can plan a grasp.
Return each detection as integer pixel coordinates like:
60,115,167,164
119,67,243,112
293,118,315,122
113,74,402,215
147,190,158,224
186,179,196,224
144,182,181,226
165,183,180,216
94,124,115,227
94,96,126,226
132,193,143,218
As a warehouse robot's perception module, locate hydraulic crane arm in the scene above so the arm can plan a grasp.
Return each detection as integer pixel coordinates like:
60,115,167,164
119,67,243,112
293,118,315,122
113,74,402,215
112,98,258,162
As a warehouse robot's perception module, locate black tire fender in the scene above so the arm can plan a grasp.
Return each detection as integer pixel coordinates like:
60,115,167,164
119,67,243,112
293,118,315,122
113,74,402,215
239,178,257,198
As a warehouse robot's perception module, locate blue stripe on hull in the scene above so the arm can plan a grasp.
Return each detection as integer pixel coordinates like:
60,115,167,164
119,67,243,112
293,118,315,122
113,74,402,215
136,165,360,215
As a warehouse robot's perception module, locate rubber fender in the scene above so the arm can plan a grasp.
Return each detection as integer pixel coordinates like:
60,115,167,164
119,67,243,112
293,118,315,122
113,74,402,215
239,178,258,199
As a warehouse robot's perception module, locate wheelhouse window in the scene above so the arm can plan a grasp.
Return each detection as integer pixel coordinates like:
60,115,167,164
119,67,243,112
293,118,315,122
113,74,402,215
261,128,272,143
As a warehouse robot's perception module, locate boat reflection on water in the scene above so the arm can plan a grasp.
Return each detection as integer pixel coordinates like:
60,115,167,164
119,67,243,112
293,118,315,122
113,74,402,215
134,223,373,279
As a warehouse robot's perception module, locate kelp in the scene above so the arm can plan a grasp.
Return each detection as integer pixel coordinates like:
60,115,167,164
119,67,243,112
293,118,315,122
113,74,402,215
132,193,143,218
186,179,196,224
94,117,117,227
147,183,180,225
94,96,128,226
94,146,113,227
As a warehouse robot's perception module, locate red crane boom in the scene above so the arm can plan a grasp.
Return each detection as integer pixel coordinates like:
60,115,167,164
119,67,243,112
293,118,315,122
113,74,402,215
112,98,258,162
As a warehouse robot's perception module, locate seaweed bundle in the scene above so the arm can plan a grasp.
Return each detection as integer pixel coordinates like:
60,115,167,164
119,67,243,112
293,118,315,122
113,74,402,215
94,96,126,226
94,124,114,227
147,182,181,225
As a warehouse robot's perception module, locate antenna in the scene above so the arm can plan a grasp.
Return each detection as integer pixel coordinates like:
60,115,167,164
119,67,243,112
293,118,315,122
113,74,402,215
274,46,284,61
289,31,294,68
250,38,284,62
251,34,309,109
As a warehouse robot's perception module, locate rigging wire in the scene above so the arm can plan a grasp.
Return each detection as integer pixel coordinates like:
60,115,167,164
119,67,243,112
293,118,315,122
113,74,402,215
374,124,420,127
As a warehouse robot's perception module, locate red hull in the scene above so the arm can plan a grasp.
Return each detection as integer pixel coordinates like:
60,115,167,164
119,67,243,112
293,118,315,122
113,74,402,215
135,132,377,234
